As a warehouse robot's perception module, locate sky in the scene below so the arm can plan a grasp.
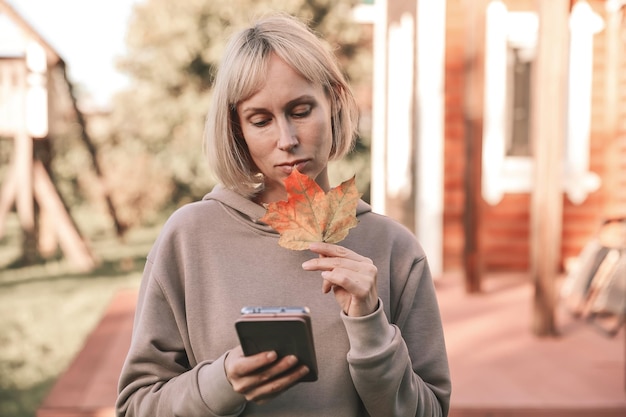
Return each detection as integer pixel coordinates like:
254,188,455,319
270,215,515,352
6,0,142,108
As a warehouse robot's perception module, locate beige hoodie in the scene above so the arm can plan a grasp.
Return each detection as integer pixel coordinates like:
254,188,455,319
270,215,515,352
116,185,451,417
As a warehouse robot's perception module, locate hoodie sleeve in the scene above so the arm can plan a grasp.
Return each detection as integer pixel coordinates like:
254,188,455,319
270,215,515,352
341,255,451,417
115,260,247,417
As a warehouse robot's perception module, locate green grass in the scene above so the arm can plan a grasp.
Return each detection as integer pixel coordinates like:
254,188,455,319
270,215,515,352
0,213,160,417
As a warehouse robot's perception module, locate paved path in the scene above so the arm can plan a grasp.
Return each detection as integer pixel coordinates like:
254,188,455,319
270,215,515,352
37,273,626,417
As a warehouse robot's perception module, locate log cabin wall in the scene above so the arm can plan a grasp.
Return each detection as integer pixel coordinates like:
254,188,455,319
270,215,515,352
561,0,606,262
443,0,626,273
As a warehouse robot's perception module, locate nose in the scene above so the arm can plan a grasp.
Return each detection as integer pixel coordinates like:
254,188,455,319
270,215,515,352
277,119,298,151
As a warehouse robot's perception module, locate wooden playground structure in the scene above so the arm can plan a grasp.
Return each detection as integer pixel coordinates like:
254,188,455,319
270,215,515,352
0,0,122,271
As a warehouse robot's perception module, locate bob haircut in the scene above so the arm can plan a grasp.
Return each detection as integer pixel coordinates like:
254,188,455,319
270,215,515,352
204,13,359,198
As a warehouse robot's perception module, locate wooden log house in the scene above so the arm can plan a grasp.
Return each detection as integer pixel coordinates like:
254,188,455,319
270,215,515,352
369,0,626,333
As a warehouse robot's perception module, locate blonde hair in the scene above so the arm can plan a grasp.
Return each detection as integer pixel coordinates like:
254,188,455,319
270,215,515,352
204,13,359,197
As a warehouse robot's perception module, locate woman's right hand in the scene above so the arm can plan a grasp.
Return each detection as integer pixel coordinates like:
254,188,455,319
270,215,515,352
224,346,310,404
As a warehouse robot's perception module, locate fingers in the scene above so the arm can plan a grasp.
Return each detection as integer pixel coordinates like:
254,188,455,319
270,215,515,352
322,277,334,294
302,242,379,316
303,243,375,275
244,362,310,404
225,348,278,383
225,349,309,404
307,241,373,264
302,244,377,289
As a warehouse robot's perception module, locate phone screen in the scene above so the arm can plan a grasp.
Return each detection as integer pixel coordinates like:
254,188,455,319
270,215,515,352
235,307,318,382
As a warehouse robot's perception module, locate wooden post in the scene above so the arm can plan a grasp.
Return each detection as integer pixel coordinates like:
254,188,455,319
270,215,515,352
529,0,570,336
462,0,487,293
61,65,127,238
32,161,96,272
0,163,17,238
14,62,38,264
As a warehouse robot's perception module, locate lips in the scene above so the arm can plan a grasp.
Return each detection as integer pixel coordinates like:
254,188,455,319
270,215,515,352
277,160,309,174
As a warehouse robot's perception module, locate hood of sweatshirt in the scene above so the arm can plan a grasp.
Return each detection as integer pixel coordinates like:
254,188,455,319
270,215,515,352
202,184,373,235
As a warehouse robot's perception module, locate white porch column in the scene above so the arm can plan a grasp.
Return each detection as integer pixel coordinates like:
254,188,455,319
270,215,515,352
370,0,388,214
416,0,446,276
371,0,446,276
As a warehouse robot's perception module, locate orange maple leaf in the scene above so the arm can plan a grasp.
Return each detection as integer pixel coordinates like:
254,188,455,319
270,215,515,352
260,169,361,250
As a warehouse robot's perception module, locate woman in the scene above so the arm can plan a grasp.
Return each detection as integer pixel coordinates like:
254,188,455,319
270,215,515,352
116,13,451,417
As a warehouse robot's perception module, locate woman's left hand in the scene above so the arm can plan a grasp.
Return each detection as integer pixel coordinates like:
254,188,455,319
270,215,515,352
302,242,378,317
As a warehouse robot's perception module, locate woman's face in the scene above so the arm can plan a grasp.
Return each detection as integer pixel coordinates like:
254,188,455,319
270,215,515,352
236,53,333,203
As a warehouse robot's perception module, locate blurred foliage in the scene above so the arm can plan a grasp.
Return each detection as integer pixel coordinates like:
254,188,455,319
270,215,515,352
97,0,372,229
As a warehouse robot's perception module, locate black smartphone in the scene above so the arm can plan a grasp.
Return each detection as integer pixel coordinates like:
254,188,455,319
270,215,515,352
235,306,318,382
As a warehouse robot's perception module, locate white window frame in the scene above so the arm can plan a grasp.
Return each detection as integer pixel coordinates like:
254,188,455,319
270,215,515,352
564,1,602,204
482,1,602,206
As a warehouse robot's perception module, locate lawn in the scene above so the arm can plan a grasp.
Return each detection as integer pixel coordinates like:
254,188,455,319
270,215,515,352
0,212,160,417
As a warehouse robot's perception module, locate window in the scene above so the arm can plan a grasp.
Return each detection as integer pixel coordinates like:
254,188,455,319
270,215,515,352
482,3,536,205
482,1,601,206
507,47,532,157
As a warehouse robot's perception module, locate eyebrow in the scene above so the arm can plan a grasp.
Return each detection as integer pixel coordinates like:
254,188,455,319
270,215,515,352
239,94,317,116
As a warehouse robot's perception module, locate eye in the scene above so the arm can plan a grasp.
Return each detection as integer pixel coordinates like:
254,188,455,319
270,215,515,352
249,116,271,127
292,104,312,118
